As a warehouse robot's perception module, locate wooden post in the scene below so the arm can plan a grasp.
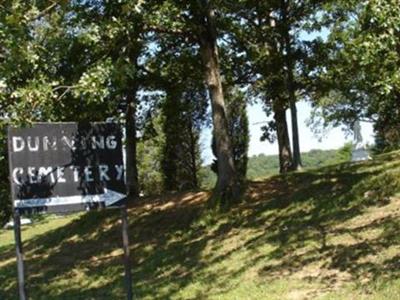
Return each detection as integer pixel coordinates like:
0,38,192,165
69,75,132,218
121,206,133,300
13,209,27,300
8,127,27,300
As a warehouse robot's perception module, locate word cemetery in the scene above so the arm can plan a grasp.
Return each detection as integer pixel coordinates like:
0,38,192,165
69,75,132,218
8,122,127,213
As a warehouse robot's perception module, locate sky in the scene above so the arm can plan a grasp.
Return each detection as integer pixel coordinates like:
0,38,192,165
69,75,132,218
200,100,375,165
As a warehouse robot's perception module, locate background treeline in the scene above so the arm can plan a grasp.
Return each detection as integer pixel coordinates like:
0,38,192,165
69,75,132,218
201,144,352,190
1,0,400,224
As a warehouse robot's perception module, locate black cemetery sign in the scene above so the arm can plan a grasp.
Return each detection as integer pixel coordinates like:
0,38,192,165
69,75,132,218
7,122,126,214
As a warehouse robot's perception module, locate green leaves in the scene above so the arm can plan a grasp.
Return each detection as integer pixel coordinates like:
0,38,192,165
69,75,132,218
73,60,113,101
312,0,400,151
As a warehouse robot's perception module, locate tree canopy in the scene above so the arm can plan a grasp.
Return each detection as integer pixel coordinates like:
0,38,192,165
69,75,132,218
1,0,400,222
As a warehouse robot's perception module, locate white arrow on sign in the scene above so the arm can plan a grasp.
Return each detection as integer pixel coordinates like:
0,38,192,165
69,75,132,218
14,189,126,209
102,189,126,207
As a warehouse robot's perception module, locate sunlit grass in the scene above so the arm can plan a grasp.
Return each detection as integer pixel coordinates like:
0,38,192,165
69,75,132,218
1,151,400,299
0,214,80,249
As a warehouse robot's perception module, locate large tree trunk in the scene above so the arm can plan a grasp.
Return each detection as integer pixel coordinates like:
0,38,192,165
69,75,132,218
282,0,302,170
125,91,139,202
188,119,199,189
274,102,293,173
289,96,302,169
287,70,302,169
197,5,239,206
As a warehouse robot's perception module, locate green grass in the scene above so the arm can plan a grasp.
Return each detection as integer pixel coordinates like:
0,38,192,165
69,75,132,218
1,151,400,299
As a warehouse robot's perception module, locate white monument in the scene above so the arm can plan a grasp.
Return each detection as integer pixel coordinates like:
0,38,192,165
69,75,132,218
351,121,371,162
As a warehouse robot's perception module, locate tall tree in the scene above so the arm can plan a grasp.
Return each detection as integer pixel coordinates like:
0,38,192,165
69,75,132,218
136,111,165,196
212,87,249,182
277,0,327,169
227,1,294,173
280,0,302,169
48,0,154,202
161,88,207,191
0,1,164,206
0,2,84,223
144,26,209,192
311,0,400,152
226,0,326,172
148,0,240,206
226,88,249,181
190,1,239,205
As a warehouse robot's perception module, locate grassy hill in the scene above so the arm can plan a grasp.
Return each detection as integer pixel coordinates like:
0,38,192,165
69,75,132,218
1,151,400,299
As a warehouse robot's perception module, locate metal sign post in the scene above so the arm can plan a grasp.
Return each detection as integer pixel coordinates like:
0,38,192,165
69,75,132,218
7,122,132,299
13,209,27,300
8,126,27,300
121,205,133,300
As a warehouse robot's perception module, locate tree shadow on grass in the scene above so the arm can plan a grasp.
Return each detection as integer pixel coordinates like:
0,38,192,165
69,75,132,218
1,155,400,299
0,193,211,299
235,160,400,295
132,159,400,298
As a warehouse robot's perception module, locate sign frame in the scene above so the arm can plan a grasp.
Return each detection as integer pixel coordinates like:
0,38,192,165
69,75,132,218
8,122,127,214
7,122,133,300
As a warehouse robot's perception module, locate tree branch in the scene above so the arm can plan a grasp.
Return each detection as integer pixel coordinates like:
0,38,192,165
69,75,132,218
145,25,196,42
28,1,59,22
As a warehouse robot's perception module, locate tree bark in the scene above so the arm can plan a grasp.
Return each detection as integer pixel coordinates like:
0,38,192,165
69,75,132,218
125,90,139,202
282,0,302,170
288,95,302,169
273,102,294,173
188,119,199,189
196,4,239,206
